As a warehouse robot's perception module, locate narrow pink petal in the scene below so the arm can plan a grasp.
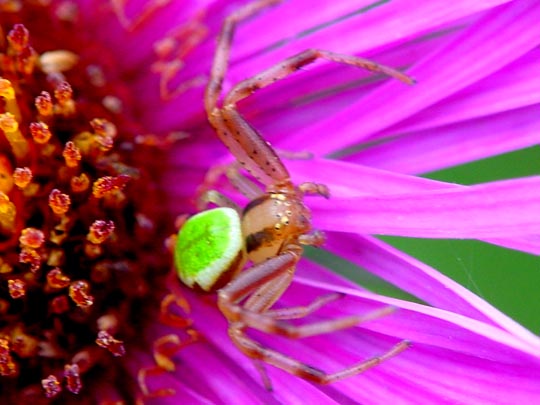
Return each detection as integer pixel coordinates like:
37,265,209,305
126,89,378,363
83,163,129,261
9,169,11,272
229,0,513,82
383,48,540,134
279,0,540,154
286,158,449,197
317,234,540,347
344,105,540,174
310,176,540,238
169,269,540,403
285,158,540,254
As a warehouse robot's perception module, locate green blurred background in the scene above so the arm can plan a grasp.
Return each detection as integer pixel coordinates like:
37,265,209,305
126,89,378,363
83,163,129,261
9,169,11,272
311,146,540,333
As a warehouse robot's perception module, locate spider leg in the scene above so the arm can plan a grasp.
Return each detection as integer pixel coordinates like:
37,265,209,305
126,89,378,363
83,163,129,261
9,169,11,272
226,162,265,199
298,182,330,198
204,0,282,112
197,189,242,212
225,48,415,106
230,327,411,384
235,304,397,339
218,245,302,321
205,0,291,186
220,244,396,339
244,270,295,313
298,230,326,247
265,293,344,320
217,107,290,185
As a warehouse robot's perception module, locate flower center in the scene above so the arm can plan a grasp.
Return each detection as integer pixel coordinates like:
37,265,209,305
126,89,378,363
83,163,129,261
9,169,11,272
0,10,172,402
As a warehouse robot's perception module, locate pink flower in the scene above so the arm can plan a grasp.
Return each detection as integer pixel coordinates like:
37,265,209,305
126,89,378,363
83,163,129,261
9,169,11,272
1,0,539,403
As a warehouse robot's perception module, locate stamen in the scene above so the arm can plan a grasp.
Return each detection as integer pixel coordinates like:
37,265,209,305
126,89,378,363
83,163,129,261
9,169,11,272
64,363,82,394
13,167,32,188
62,141,82,167
41,375,62,398
8,278,25,298
69,280,94,307
54,81,75,115
46,267,71,289
35,91,53,117
0,192,16,233
0,12,175,400
70,173,90,193
7,24,29,52
92,175,130,198
0,78,21,121
95,330,125,357
48,189,71,215
29,121,52,144
19,227,45,248
0,338,17,376
87,219,115,244
19,247,41,273
0,112,28,157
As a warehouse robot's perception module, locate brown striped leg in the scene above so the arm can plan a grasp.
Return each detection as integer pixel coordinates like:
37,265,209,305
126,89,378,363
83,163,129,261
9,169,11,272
205,0,283,112
230,327,411,384
224,48,415,106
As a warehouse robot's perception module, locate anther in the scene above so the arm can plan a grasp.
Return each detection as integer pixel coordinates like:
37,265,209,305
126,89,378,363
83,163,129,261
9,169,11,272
87,220,115,244
63,363,82,394
41,375,62,398
71,173,90,193
54,81,75,115
0,338,17,376
13,167,32,188
19,247,41,273
7,24,30,53
35,91,53,117
19,227,45,249
69,280,94,307
62,141,82,167
48,189,71,215
95,330,125,357
8,279,26,299
29,121,52,144
92,175,130,198
46,268,71,289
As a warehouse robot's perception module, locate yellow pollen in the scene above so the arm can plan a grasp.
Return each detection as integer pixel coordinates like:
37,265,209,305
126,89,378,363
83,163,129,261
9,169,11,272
0,192,16,233
0,112,18,132
0,78,15,99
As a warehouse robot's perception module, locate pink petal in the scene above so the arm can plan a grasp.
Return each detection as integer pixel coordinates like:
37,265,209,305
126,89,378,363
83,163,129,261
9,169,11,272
278,0,540,154
310,176,540,238
344,105,540,174
318,234,539,346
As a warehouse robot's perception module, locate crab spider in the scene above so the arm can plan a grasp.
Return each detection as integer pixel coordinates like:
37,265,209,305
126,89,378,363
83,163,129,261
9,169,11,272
175,0,413,388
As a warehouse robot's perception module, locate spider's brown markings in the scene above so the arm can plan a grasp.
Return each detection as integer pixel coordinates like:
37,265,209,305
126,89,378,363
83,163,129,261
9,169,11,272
180,0,414,389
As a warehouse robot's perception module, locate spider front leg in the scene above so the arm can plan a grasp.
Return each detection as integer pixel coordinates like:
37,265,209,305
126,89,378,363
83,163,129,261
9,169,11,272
205,0,413,188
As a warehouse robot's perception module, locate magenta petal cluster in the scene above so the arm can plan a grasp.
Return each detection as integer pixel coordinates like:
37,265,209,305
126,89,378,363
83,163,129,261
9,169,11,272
70,0,540,403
